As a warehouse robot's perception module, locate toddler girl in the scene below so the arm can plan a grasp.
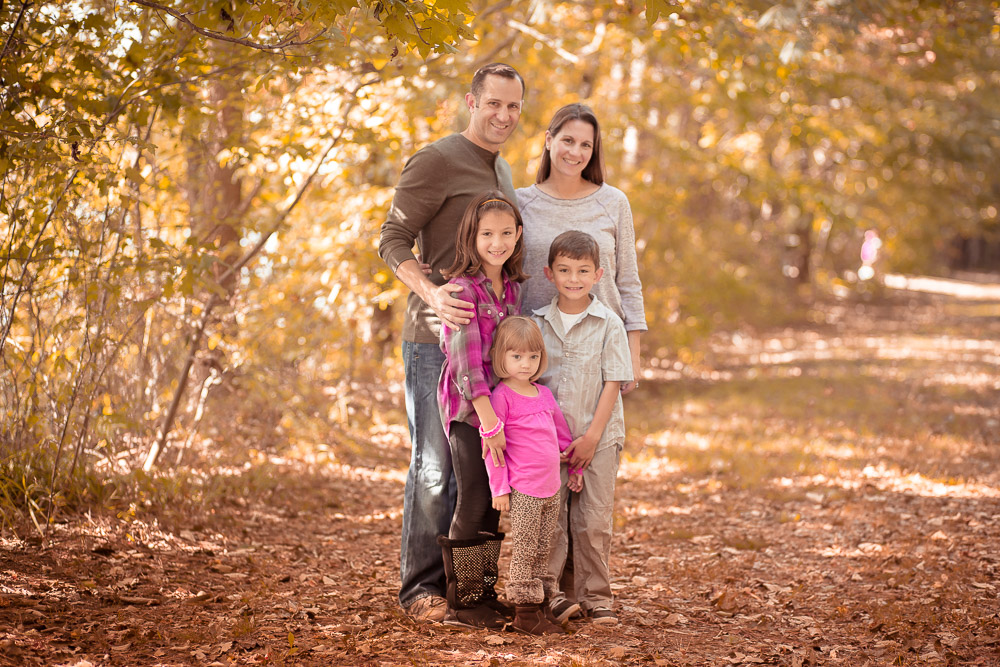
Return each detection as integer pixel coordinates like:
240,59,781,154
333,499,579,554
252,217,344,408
486,316,583,635
437,191,527,628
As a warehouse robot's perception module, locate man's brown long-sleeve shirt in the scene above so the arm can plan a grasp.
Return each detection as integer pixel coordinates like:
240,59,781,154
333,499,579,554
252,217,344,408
378,133,516,344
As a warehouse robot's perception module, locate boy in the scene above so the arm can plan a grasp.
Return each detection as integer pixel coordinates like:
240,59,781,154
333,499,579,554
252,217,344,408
532,230,633,626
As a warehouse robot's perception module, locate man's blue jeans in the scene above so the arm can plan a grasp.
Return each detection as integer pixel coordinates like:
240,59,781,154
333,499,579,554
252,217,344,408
399,341,456,609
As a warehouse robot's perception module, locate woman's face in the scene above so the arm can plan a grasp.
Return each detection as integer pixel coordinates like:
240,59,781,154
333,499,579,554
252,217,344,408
545,119,595,181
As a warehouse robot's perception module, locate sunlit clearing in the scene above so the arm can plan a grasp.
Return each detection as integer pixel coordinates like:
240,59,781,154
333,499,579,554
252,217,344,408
620,453,684,481
771,465,1000,500
255,451,407,486
328,509,402,524
849,464,1000,500
620,501,692,520
884,273,1000,301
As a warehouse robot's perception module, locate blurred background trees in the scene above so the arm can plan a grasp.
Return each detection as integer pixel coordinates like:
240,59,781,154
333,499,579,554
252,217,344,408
2,0,997,526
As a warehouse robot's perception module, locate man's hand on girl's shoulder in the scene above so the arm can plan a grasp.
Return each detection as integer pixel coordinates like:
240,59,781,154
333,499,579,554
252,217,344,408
429,282,475,330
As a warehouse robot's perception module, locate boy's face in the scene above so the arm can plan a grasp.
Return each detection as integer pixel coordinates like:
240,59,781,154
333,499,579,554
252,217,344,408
544,254,603,304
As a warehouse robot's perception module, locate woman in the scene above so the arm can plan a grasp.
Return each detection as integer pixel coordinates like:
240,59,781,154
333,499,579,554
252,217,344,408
517,103,646,393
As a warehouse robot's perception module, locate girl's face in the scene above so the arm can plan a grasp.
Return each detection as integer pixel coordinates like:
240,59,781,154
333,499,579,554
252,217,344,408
503,348,541,383
545,119,595,180
476,210,521,276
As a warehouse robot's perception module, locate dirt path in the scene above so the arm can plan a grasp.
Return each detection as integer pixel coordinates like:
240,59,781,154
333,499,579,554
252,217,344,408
2,287,999,666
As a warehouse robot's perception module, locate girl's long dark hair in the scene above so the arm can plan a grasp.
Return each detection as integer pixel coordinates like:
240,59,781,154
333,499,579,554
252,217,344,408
535,103,606,186
442,191,528,282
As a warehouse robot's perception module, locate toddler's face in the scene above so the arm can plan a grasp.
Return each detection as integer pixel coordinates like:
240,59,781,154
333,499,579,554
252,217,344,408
503,348,541,383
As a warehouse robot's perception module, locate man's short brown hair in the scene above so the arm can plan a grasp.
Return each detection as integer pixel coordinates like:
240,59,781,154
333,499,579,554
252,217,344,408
470,63,525,102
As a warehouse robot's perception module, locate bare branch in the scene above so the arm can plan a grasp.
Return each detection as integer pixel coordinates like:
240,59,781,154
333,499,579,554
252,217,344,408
505,19,607,65
128,0,326,52
506,19,579,63
0,0,31,69
0,168,79,359
142,78,376,470
214,78,378,285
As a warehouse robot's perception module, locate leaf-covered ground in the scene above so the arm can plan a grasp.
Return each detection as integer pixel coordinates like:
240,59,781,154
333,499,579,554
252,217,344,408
2,284,999,666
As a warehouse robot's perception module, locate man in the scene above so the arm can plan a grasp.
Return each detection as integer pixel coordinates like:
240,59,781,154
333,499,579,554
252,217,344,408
378,63,525,623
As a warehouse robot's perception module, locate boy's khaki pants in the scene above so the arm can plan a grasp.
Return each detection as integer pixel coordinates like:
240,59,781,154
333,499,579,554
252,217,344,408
546,444,622,611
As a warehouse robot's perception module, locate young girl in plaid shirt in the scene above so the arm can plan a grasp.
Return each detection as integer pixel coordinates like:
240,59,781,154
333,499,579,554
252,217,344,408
436,191,527,628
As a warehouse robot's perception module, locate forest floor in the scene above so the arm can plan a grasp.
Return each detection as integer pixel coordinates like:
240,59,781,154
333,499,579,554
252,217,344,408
2,279,999,666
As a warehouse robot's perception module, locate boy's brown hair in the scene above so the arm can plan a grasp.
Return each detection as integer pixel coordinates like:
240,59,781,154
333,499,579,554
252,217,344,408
490,316,547,382
547,230,600,269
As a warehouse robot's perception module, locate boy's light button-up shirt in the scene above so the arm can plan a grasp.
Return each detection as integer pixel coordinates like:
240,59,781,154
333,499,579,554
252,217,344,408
533,295,632,452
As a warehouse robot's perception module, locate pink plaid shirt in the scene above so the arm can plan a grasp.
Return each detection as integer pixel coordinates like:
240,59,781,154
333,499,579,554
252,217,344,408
438,272,522,430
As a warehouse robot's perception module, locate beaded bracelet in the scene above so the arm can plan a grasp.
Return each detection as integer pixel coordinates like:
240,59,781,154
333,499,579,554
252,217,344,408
478,419,504,439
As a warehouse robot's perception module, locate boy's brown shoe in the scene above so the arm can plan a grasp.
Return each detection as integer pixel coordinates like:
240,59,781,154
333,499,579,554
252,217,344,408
406,595,447,624
588,606,618,626
549,597,582,623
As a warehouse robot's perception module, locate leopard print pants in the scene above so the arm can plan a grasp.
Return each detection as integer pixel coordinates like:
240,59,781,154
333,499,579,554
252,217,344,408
505,489,560,605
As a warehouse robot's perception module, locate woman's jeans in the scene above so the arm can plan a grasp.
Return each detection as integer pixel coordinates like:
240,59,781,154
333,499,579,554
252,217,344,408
399,341,456,609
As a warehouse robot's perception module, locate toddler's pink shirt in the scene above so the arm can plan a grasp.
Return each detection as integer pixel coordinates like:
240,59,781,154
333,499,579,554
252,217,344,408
485,382,574,498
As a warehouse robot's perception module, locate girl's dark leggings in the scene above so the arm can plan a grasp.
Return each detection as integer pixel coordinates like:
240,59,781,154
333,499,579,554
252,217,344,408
447,420,500,540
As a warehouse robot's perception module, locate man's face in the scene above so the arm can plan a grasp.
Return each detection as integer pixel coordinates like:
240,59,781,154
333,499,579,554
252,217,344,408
465,75,523,152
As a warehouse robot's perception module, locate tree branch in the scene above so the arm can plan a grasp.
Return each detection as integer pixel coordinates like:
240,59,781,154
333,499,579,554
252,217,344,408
128,0,326,51
0,167,79,360
0,0,30,69
505,19,607,65
214,80,375,285
141,80,374,470
505,19,580,64
401,6,432,46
